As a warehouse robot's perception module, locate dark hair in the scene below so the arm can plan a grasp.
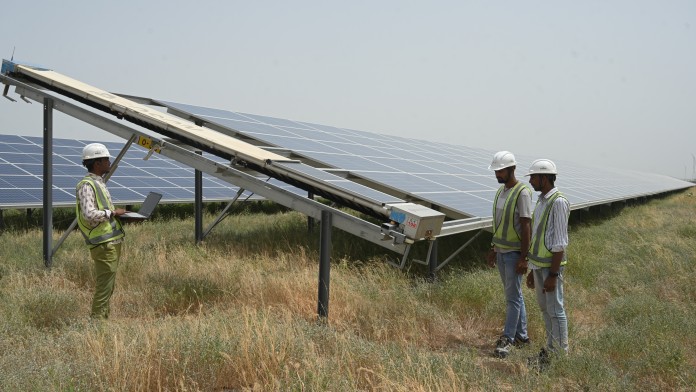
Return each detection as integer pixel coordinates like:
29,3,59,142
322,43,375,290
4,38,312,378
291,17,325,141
545,174,556,187
83,159,98,171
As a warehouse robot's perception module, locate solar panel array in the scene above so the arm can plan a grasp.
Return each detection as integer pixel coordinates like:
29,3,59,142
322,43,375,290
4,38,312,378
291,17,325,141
2,111,691,219
161,101,693,219
0,134,299,208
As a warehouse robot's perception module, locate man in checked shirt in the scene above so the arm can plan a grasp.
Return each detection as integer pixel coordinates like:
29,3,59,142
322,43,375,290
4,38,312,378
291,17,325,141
76,143,127,319
524,158,571,369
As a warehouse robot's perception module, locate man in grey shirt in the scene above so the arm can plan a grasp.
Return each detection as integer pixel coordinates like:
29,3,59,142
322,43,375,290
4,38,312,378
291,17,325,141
487,151,532,358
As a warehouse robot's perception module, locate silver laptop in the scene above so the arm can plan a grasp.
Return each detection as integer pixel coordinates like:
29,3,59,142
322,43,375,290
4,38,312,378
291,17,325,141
120,192,162,219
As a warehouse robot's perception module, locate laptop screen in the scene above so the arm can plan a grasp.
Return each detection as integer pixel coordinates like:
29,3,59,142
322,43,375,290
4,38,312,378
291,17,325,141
136,192,162,217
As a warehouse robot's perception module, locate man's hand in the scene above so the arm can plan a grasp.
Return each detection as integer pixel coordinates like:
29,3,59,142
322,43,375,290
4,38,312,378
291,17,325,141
113,208,127,216
526,271,534,289
515,256,528,275
486,249,496,268
543,275,557,293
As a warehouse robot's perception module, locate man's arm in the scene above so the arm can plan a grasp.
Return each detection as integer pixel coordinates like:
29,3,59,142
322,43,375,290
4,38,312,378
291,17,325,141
516,187,533,274
486,246,496,268
543,197,570,292
516,217,531,274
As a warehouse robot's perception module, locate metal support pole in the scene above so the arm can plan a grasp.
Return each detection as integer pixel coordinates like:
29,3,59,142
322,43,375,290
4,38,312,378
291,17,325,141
195,150,203,244
43,98,54,268
428,238,439,281
317,210,332,321
307,192,315,233
202,187,245,240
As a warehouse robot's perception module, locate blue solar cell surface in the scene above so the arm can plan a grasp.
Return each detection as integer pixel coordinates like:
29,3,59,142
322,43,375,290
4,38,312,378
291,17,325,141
0,134,294,208
273,161,403,205
161,100,694,219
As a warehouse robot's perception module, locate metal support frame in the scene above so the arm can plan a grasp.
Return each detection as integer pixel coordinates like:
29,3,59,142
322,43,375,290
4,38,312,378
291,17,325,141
409,240,439,270
3,66,693,276
4,77,410,257
3,72,498,280
1,70,517,277
195,150,203,244
429,239,438,279
201,187,246,240
390,229,485,272
387,244,413,269
307,192,315,233
42,98,53,267
317,210,332,320
433,229,485,272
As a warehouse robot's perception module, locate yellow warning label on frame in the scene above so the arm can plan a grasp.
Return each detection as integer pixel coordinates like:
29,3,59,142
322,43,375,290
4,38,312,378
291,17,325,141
137,136,161,153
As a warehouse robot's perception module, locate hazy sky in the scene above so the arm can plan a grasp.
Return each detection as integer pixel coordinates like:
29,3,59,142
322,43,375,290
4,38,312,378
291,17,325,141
1,1,694,178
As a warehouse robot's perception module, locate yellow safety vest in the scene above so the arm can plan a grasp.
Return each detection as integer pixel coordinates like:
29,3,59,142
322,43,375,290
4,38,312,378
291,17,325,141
76,176,125,246
491,181,529,250
529,191,569,267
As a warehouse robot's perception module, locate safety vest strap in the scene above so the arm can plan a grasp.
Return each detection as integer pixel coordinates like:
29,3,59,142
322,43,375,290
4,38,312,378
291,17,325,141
89,223,124,244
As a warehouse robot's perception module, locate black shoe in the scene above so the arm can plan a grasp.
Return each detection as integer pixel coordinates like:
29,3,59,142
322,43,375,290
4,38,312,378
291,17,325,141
513,335,530,347
494,336,513,358
512,336,532,348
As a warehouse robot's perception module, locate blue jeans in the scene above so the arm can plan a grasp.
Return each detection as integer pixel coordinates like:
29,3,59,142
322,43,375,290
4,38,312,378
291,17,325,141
533,267,568,353
497,251,528,341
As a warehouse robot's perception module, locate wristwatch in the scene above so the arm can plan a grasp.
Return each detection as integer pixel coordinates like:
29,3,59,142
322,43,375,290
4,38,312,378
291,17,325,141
549,271,560,277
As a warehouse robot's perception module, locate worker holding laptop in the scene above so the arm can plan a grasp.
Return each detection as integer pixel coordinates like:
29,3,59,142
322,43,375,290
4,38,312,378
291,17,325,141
75,142,155,319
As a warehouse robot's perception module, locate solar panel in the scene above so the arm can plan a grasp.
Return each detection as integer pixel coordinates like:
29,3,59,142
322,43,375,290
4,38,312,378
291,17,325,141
2,60,691,224
0,134,297,208
161,100,693,219
272,161,403,205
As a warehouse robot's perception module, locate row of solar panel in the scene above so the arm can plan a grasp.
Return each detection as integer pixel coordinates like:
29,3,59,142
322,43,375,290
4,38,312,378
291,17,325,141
162,100,693,218
0,134,305,208
2,104,692,217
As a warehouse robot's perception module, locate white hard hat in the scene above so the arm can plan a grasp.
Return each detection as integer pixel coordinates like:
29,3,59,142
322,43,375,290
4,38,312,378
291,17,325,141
525,158,558,176
82,143,111,160
488,151,517,171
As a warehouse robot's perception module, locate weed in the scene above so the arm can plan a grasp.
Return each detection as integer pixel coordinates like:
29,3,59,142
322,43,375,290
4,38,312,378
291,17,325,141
0,189,694,390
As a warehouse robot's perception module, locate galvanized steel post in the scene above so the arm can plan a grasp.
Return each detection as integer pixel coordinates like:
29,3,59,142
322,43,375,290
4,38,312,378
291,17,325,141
317,210,332,320
195,150,203,244
43,97,53,268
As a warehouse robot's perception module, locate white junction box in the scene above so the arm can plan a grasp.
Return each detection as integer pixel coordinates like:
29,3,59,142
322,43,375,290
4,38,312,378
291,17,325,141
386,203,445,240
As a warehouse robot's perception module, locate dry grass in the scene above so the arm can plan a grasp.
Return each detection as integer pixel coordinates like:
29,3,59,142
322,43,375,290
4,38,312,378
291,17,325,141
1,190,695,390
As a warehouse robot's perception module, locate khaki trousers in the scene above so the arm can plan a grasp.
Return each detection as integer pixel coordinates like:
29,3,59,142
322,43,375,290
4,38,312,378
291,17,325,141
89,241,122,319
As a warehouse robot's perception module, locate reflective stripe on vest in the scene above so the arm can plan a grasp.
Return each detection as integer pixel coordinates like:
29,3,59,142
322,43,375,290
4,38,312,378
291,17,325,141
491,182,529,250
76,176,124,246
528,191,568,267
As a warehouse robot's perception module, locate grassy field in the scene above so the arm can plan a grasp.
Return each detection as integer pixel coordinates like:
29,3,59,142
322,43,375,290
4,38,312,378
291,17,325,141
1,190,695,391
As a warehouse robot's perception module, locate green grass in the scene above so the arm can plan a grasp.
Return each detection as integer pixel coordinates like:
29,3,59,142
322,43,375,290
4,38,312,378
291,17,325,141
0,189,695,390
